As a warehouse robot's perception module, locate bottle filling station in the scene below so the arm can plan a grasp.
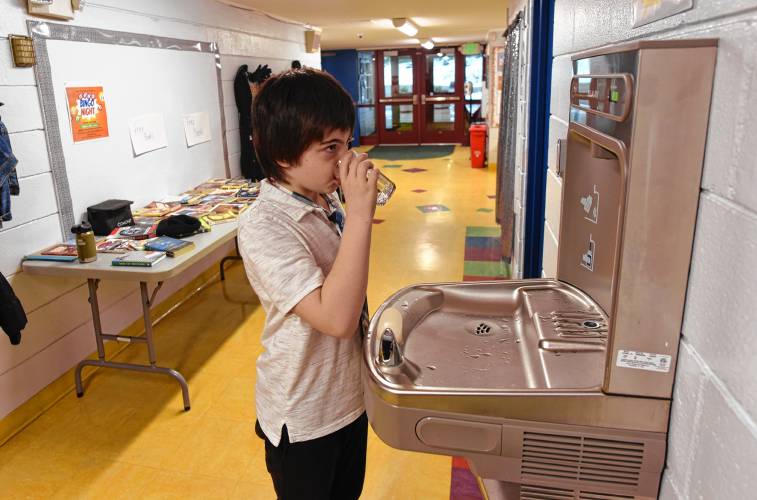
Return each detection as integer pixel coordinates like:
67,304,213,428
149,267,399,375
364,40,718,499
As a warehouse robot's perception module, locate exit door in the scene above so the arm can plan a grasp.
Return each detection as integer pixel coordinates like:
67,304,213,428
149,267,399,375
377,50,418,144
377,49,466,144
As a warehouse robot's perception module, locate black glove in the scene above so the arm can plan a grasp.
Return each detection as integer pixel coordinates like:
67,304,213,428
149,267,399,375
249,64,272,84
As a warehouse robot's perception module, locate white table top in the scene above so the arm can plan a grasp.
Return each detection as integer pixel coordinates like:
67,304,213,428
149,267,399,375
22,222,239,282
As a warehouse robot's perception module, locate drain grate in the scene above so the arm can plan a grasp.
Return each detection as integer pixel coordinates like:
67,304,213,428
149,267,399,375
475,322,493,336
465,320,505,337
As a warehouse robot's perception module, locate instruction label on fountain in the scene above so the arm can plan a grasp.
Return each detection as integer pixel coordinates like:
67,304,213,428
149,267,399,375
616,350,672,373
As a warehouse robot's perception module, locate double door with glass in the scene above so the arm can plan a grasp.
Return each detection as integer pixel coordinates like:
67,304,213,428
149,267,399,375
377,49,465,144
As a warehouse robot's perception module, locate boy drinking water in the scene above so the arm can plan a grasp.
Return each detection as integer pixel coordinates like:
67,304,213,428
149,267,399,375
238,68,377,499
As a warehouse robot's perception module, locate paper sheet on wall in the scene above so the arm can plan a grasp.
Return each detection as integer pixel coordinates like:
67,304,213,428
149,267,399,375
183,112,211,147
129,113,167,156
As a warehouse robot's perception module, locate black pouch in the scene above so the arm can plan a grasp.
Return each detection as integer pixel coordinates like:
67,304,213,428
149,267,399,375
156,214,201,238
86,199,134,236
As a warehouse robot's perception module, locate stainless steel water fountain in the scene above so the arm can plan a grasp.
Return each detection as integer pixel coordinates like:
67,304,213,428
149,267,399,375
364,40,718,500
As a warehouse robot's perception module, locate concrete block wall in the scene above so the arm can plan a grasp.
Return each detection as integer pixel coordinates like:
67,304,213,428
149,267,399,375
511,0,532,279
547,1,757,497
486,1,531,279
0,0,318,419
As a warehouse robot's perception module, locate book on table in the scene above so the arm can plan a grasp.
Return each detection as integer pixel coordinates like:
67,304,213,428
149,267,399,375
132,201,181,218
96,238,143,254
111,251,167,267
109,222,158,240
143,236,195,257
202,202,248,225
41,243,78,256
23,254,78,262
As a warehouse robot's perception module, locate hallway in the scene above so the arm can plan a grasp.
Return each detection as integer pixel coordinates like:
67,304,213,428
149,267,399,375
0,146,503,499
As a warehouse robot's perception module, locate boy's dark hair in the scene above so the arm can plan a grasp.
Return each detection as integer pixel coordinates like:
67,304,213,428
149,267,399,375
252,68,355,181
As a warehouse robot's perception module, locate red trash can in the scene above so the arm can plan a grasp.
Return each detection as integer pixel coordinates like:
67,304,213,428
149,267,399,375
469,123,487,168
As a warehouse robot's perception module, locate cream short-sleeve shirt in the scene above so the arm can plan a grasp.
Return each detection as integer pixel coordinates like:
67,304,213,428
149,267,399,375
237,180,364,446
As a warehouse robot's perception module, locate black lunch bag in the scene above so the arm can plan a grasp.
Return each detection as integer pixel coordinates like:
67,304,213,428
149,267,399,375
86,199,134,236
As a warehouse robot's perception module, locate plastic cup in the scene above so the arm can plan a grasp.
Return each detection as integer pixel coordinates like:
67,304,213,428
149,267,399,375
374,169,395,206
338,151,396,206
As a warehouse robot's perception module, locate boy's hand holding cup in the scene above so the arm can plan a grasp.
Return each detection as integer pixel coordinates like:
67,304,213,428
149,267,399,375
337,150,396,215
338,150,378,220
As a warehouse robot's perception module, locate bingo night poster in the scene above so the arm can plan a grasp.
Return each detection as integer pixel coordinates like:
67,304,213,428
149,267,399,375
65,85,109,143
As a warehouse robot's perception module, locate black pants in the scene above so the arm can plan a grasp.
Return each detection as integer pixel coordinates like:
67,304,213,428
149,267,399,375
255,413,368,500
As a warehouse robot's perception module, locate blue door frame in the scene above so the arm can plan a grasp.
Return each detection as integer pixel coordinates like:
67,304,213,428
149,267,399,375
523,0,555,278
321,50,361,145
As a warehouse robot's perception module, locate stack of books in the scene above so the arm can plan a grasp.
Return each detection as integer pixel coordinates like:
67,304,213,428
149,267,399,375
143,236,195,257
24,244,79,262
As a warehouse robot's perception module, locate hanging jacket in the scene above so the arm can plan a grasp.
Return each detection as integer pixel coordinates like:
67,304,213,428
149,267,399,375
0,114,20,227
233,65,264,181
0,271,26,345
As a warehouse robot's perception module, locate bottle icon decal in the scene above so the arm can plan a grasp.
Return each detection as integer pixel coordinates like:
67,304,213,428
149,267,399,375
581,234,595,272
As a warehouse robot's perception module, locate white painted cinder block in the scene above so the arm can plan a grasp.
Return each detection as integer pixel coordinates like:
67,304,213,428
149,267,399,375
0,215,62,277
689,379,757,499
545,169,562,237
0,86,43,133
552,0,576,56
683,192,757,419
226,127,241,156
0,0,28,35
7,130,51,179
228,151,242,179
663,341,707,499
7,271,83,315
0,39,35,86
549,55,573,123
699,20,757,214
224,103,239,133
541,222,558,279
221,79,236,107
0,173,58,231
658,475,682,500
547,116,568,175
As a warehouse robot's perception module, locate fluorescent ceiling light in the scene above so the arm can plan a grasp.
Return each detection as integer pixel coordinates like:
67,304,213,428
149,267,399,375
392,18,418,37
370,19,394,28
420,39,434,50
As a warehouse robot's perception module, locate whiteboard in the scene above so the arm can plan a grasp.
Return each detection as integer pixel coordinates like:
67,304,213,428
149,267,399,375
43,36,226,226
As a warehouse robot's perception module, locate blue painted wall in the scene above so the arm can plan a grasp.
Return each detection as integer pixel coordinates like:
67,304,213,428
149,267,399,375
523,0,555,278
321,50,361,145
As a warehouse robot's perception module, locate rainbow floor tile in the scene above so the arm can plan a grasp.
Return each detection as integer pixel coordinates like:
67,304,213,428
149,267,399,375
462,226,511,281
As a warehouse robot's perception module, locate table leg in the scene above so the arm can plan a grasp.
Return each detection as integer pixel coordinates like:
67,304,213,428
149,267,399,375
74,279,191,411
220,236,242,281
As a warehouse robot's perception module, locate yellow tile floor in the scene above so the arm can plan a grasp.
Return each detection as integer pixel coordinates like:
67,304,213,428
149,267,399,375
0,146,499,499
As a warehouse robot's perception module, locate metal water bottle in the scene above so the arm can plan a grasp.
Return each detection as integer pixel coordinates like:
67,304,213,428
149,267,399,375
71,222,97,263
